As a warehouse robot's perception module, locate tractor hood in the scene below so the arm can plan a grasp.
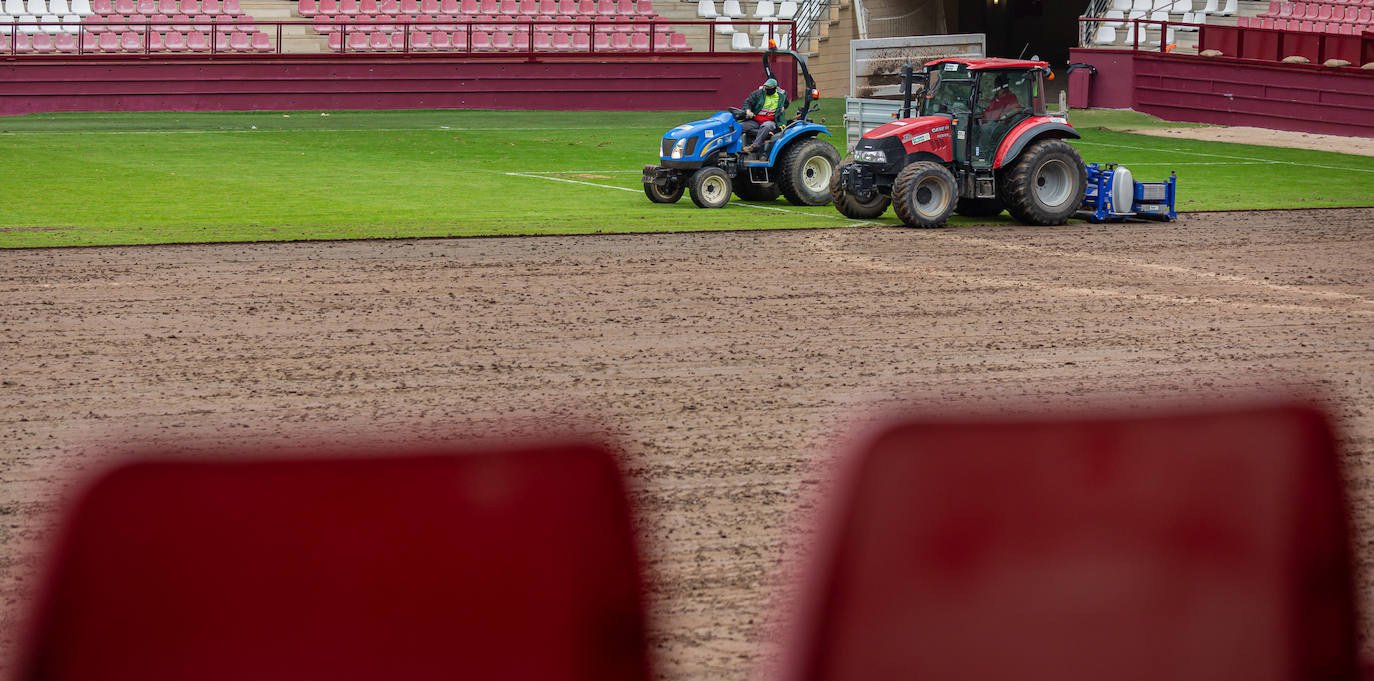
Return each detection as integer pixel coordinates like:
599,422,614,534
862,116,953,147
660,111,738,161
854,115,956,164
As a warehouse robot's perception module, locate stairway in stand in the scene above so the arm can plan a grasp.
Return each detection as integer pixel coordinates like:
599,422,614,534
238,0,327,52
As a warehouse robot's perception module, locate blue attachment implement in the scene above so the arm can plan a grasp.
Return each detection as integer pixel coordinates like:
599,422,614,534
1081,162,1178,223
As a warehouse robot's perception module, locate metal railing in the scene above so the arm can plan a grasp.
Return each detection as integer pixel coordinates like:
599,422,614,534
0,16,796,54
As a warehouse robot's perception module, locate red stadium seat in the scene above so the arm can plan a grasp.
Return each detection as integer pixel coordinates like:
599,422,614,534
399,0,417,13
12,443,652,681
779,403,1359,681
185,28,206,47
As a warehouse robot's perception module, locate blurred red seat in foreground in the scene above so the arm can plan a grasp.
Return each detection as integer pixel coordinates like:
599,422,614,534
16,443,651,681
782,403,1358,681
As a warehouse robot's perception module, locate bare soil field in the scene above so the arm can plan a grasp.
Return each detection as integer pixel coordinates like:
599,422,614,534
3,208,1374,679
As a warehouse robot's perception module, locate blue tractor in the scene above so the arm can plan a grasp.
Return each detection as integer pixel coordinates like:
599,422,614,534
642,45,840,209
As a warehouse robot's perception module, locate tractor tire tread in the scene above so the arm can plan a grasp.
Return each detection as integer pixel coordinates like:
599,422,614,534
999,138,1087,226
778,138,841,206
891,161,957,229
831,158,891,219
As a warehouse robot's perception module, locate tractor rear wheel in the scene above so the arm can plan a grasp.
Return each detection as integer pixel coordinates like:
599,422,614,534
734,179,782,202
688,167,732,209
998,139,1086,226
644,179,684,204
891,161,957,228
778,138,841,206
830,158,891,219
955,197,1004,218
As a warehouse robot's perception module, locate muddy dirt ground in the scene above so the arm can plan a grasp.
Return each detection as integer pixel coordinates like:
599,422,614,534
3,208,1373,679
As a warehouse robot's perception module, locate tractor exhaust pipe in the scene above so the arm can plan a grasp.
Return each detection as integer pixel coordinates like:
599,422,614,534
900,62,914,119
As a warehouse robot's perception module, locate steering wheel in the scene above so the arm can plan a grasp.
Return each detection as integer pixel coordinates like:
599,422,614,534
728,106,746,121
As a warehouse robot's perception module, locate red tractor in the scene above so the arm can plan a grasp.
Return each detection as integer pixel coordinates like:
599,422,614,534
832,57,1086,228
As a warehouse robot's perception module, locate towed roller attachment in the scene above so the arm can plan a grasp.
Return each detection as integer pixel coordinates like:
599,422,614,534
1080,162,1177,223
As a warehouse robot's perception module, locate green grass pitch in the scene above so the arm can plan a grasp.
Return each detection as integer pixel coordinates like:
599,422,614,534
1,103,1371,248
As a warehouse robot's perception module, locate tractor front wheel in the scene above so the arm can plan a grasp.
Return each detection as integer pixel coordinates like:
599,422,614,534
779,138,841,206
998,139,1086,226
644,179,684,204
830,158,890,219
688,167,733,209
891,162,957,228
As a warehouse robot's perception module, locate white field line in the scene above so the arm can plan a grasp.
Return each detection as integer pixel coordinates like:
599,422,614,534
1075,140,1374,174
810,234,1374,317
503,171,876,224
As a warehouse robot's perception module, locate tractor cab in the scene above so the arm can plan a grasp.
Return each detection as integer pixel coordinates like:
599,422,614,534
923,60,1050,168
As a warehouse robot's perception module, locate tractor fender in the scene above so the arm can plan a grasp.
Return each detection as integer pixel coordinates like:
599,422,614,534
764,123,832,165
992,120,1080,169
903,151,947,166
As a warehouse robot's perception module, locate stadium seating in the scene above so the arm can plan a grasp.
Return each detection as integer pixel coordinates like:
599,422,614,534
308,0,695,52
779,403,1360,681
12,443,653,681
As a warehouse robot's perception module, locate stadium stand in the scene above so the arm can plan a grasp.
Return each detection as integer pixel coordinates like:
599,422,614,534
12,444,653,681
781,403,1360,681
0,0,792,53
1081,0,1371,61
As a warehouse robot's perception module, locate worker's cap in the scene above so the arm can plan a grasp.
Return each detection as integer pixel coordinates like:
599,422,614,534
763,78,778,87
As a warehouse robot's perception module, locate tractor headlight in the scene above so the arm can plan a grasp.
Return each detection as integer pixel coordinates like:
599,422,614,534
855,149,887,163
671,138,688,160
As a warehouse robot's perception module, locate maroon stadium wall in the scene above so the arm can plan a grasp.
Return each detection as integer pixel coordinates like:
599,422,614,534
0,54,789,115
1068,48,1374,138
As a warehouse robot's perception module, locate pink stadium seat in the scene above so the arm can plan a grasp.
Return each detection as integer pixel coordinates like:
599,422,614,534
136,0,153,13
317,0,336,13
409,28,429,46
226,27,246,46
299,0,316,14
11,444,652,681
185,28,205,47
31,31,53,50
338,0,356,14
113,0,133,13
326,27,341,47
162,28,183,47
365,28,383,45
359,0,376,14
498,0,514,13
79,31,97,50
443,0,461,13
570,28,585,47
212,29,226,48
399,0,416,13
96,30,116,48
419,0,436,12
118,29,140,47
430,26,450,47
345,28,364,47
470,27,489,46
550,28,569,47
518,0,534,13
12,33,33,52
628,28,644,48
221,0,236,14
1279,1,1295,16
634,0,651,16
778,404,1358,681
